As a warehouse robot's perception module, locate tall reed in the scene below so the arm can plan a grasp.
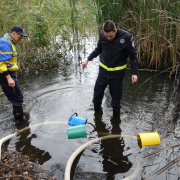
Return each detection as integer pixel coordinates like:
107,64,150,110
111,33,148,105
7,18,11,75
92,0,180,75
0,0,179,74
0,0,94,69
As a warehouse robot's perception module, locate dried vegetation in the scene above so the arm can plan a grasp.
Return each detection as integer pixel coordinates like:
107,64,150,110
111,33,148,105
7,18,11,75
0,148,57,180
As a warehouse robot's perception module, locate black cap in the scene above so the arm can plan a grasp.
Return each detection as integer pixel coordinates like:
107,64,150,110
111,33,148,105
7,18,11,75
11,26,27,37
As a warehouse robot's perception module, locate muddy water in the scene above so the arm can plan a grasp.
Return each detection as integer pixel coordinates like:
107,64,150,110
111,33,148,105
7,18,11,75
1,37,180,179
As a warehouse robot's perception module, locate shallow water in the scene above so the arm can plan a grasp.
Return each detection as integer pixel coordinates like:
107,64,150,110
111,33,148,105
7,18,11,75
1,36,180,180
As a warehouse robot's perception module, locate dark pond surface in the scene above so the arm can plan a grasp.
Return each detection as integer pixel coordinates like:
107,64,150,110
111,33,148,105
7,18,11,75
1,36,180,180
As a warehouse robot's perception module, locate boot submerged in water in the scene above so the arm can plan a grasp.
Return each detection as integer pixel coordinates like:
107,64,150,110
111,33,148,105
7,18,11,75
13,106,29,124
113,108,120,117
94,103,102,112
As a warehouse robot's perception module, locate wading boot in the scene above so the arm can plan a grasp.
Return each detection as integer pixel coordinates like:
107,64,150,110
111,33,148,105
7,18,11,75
13,106,28,124
113,108,120,117
94,103,102,112
94,108,103,119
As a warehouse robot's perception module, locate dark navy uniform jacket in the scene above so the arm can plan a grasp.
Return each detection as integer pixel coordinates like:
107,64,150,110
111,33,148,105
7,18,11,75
88,25,138,79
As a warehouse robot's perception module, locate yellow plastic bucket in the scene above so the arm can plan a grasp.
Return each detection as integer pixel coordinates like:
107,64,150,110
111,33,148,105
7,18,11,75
137,132,161,148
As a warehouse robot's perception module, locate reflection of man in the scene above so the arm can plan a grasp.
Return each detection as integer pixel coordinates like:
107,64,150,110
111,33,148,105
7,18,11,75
15,123,51,164
94,110,132,179
0,26,28,124
83,20,138,116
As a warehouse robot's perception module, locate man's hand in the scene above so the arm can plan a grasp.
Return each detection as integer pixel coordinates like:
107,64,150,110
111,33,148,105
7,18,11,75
6,75,15,88
82,59,89,70
132,75,138,84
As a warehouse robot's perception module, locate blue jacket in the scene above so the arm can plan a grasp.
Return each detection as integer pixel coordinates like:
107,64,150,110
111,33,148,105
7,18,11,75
0,33,18,76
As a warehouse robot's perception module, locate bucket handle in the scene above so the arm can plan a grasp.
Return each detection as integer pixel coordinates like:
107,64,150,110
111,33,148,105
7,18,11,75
69,113,78,121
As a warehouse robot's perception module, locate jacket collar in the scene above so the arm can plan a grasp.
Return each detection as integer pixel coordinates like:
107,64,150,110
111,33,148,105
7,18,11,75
4,33,16,44
115,24,122,37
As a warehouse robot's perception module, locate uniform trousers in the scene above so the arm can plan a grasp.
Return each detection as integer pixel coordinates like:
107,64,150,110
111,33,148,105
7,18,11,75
0,72,23,108
93,74,123,110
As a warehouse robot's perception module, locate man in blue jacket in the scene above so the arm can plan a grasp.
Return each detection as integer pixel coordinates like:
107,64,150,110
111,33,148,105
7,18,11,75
0,26,28,124
82,20,138,116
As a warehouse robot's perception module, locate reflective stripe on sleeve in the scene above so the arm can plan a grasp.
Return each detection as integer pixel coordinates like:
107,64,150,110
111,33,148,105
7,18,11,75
0,51,13,54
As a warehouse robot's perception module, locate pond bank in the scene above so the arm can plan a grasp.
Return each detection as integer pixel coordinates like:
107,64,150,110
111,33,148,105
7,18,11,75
0,147,56,179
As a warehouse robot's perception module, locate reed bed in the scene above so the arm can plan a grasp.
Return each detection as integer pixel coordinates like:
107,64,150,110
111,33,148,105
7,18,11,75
92,0,180,75
0,0,179,75
0,0,94,70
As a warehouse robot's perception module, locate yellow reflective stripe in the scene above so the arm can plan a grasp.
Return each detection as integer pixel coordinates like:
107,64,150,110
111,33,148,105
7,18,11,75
0,51,13,54
99,62,127,71
4,34,13,42
4,34,15,44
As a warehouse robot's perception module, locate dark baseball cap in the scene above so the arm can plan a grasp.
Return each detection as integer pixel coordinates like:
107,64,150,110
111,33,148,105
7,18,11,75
11,26,28,37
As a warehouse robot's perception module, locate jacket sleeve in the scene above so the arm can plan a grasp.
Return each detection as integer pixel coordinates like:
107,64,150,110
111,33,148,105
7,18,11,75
126,35,138,75
88,34,102,61
0,41,13,75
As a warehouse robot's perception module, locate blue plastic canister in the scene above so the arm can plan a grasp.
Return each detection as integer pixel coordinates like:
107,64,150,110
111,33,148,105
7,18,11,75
68,113,87,126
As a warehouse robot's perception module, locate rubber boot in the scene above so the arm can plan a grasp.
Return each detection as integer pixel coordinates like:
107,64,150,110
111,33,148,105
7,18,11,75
94,103,102,112
94,108,103,120
113,108,120,117
13,106,28,124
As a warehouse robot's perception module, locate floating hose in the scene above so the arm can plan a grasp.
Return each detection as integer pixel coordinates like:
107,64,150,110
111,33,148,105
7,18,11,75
0,122,142,180
0,121,67,161
64,135,142,180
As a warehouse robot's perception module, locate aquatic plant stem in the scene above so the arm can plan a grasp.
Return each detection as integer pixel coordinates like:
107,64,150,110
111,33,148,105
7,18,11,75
134,65,178,93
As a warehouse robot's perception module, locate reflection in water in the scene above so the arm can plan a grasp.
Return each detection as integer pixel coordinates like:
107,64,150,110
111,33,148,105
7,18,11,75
15,123,51,165
1,34,180,179
1,68,180,179
94,109,132,179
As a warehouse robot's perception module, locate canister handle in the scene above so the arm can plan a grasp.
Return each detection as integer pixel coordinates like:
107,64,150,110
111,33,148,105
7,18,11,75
69,113,78,121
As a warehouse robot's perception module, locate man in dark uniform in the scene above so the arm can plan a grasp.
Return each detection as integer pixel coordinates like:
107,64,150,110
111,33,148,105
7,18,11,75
83,20,138,116
0,26,28,124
